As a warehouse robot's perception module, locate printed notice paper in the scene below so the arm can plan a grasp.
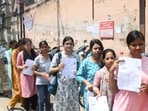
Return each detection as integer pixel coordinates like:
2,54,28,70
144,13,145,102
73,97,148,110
88,96,109,111
141,54,148,74
22,59,34,76
61,58,77,78
117,57,141,93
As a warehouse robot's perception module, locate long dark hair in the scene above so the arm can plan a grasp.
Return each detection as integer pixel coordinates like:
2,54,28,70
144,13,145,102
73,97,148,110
23,38,36,62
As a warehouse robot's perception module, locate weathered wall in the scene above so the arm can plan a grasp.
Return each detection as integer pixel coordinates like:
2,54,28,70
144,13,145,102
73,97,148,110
25,0,141,55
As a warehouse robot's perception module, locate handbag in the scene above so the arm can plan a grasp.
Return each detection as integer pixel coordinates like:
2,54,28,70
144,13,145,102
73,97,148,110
48,52,61,95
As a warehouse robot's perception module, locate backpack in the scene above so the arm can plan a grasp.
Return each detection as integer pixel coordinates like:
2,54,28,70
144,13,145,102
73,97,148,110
48,54,53,61
48,52,62,95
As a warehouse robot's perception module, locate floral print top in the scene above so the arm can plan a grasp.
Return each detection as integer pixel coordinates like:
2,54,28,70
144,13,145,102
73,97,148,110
93,66,114,111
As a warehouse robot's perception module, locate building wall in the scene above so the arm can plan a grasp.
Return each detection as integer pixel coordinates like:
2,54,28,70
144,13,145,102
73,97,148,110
25,0,144,55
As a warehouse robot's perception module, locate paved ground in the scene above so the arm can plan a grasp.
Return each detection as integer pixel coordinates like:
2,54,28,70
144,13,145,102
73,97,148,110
0,89,84,111
0,89,23,111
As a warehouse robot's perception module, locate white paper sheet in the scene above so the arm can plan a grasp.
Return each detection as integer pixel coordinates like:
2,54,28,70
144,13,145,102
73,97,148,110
87,90,94,102
22,59,34,76
88,96,109,111
141,54,148,74
61,58,77,78
117,57,141,93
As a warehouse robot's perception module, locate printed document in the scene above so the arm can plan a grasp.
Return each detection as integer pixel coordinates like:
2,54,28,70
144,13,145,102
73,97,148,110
117,57,141,93
88,96,109,111
61,58,77,78
22,59,34,76
141,54,148,74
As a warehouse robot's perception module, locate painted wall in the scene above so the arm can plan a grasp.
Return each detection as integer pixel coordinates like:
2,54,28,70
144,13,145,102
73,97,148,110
25,0,141,55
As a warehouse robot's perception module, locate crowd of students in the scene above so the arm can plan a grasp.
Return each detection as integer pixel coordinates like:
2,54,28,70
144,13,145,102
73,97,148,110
6,30,148,111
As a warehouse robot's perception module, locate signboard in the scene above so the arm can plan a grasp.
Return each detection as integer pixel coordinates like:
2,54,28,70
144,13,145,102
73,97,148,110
100,21,114,39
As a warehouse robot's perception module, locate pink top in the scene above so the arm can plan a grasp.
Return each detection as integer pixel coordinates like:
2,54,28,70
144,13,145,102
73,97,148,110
17,51,37,98
113,71,148,111
94,66,113,111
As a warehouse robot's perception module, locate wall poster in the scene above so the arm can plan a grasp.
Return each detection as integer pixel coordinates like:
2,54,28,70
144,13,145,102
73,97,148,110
100,21,114,39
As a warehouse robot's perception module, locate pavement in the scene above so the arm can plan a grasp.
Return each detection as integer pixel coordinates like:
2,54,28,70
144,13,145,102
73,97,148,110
0,97,11,111
0,89,84,111
0,89,24,111
0,89,19,111
0,65,84,111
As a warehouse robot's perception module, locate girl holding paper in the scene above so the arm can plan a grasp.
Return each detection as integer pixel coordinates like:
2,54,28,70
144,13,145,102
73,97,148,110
93,48,116,111
50,36,80,111
17,38,38,111
76,39,104,111
109,30,148,111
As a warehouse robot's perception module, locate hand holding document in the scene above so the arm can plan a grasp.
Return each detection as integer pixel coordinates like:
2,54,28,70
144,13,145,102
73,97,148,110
88,96,109,111
117,57,141,93
22,59,34,76
61,58,77,78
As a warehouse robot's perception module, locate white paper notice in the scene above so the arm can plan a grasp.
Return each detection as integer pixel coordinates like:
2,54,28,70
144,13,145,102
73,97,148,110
88,96,109,111
87,90,94,102
142,54,148,74
61,58,77,78
22,59,34,76
117,57,141,93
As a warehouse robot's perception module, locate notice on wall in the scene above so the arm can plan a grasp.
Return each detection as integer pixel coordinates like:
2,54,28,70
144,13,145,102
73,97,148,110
100,21,114,39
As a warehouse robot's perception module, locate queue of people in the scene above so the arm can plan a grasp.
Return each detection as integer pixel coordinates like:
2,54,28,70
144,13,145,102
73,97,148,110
5,30,148,111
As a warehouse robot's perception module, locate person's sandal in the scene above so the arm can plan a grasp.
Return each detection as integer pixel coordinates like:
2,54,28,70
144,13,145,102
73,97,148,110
7,106,13,111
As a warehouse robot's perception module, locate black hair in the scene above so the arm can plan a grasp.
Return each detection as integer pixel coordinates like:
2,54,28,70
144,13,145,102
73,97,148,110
16,38,25,48
100,48,116,68
102,48,116,60
62,36,74,46
23,38,36,62
89,39,104,51
39,40,49,48
126,30,145,46
9,39,17,49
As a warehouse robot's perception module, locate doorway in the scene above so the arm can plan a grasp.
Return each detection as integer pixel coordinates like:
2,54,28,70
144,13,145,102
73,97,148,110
140,0,146,35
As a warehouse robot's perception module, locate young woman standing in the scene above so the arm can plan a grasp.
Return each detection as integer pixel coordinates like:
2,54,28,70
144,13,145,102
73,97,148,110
33,40,51,111
109,30,148,111
50,36,80,111
93,48,116,111
76,39,104,111
17,38,38,111
7,38,25,110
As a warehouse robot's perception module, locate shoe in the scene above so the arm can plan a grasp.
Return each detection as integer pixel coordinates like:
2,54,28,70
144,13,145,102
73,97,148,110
21,104,24,108
7,106,13,111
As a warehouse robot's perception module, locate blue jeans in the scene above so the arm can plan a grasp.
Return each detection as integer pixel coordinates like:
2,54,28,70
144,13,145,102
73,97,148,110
37,85,51,111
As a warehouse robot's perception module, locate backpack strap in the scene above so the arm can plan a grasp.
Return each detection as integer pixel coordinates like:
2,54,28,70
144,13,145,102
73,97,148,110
56,52,62,66
49,54,53,61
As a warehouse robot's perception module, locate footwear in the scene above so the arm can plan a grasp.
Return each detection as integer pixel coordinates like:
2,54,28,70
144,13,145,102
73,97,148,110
7,106,13,111
21,104,24,108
